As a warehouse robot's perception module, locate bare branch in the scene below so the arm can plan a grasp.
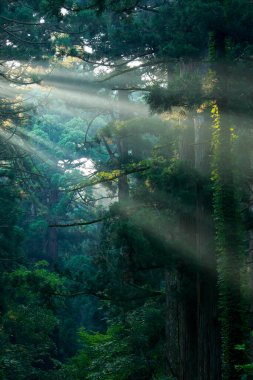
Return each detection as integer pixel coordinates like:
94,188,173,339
49,216,107,228
0,25,48,45
98,59,166,82
0,15,45,26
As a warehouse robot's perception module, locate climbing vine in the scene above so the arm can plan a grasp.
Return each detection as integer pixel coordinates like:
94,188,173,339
211,102,246,379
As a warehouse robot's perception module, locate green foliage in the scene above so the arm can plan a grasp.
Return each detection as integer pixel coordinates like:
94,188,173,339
234,343,253,376
147,73,203,113
0,263,64,379
211,102,246,379
7,265,62,301
61,299,165,380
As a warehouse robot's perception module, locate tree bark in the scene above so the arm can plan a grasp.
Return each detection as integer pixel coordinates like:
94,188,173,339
165,268,180,377
116,90,133,282
165,123,198,380
47,186,59,263
194,114,221,380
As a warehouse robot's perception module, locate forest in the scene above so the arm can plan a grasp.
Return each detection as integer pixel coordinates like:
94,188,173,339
0,1,253,379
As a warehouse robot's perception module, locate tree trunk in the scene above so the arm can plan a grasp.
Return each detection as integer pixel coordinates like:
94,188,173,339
246,133,253,365
165,124,198,380
116,90,133,282
194,114,221,379
47,187,59,263
212,107,245,379
165,267,180,377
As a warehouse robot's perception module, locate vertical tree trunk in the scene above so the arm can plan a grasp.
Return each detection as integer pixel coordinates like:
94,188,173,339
48,226,58,262
165,268,180,378
116,90,133,281
47,187,59,263
194,114,221,379
116,90,130,202
212,106,245,379
249,168,253,360
165,123,198,380
117,134,129,202
178,216,198,380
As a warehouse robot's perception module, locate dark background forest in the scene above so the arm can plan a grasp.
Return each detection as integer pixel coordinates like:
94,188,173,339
0,1,253,379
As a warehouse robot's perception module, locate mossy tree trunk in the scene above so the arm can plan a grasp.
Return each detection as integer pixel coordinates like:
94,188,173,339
212,103,245,379
194,114,221,379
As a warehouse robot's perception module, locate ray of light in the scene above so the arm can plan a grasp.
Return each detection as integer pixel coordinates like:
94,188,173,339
44,85,149,117
114,197,216,274
0,127,58,168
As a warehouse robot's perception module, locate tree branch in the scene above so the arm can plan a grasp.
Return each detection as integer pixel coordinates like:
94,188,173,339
65,165,150,192
49,216,107,228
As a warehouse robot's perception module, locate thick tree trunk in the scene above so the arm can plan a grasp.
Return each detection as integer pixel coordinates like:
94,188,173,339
194,115,221,379
213,109,245,379
165,124,198,380
249,180,253,361
246,135,253,365
178,217,198,380
165,115,221,380
165,269,197,380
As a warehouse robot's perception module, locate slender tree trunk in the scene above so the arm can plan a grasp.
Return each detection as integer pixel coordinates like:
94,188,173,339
165,268,180,378
116,90,133,281
48,226,58,262
47,187,59,263
116,90,130,202
117,134,129,202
